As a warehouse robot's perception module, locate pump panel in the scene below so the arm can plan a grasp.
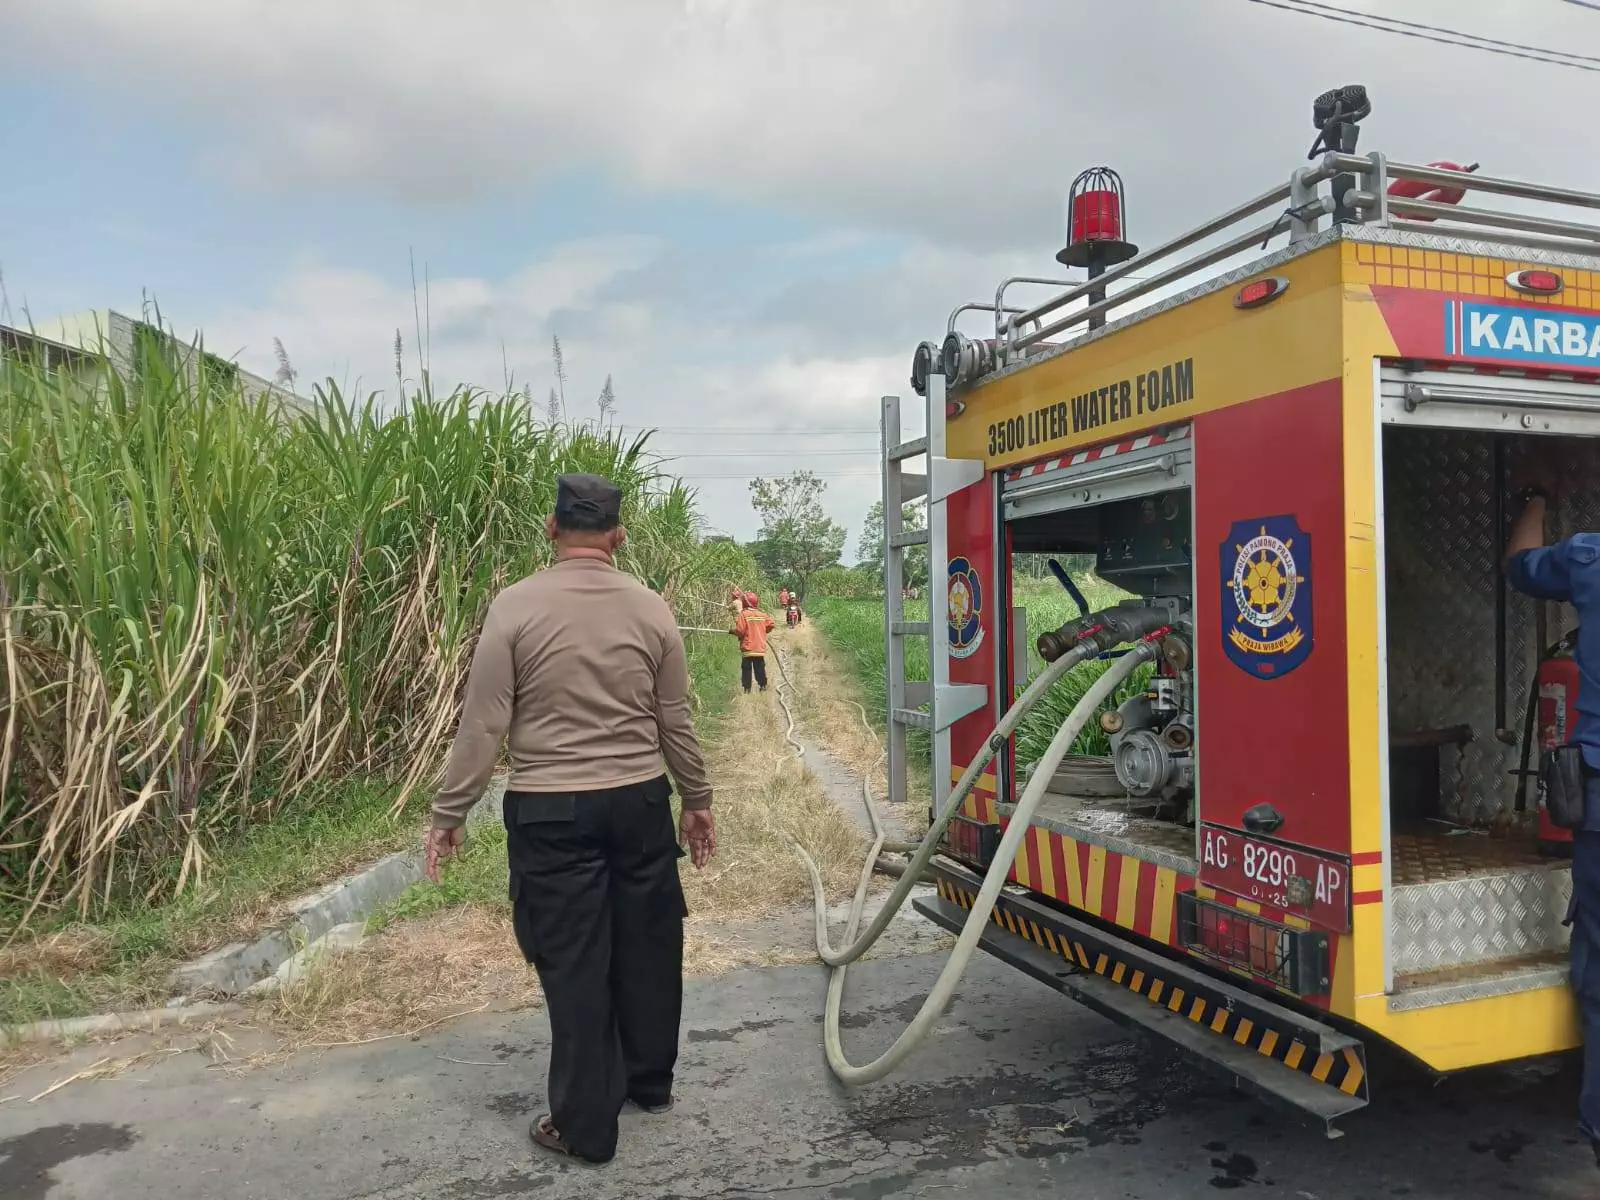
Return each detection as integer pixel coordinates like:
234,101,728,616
1096,487,1193,596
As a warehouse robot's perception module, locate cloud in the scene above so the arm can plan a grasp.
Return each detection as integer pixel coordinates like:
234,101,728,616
7,0,1598,254
196,238,900,540
9,0,1600,543
200,236,660,393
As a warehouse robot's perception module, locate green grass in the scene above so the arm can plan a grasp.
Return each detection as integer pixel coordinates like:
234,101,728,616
0,318,763,1022
367,824,511,932
807,575,1137,776
683,628,745,724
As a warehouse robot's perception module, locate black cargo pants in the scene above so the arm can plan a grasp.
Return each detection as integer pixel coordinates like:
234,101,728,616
504,776,687,1163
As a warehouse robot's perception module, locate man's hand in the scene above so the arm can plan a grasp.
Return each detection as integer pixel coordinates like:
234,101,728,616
680,808,716,869
425,824,466,883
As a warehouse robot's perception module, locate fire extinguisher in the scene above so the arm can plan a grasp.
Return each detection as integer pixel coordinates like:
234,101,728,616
1520,633,1579,857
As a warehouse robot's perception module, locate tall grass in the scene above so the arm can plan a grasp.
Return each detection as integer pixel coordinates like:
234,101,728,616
0,343,750,926
806,576,1138,776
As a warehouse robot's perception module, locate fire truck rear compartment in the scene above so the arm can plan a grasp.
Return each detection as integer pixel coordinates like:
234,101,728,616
1005,483,1200,877
1380,425,1596,1003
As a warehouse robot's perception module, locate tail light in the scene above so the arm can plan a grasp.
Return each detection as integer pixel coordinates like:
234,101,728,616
1177,893,1331,996
943,815,1000,869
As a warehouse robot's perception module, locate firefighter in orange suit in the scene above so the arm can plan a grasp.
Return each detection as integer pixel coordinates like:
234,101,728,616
732,594,776,693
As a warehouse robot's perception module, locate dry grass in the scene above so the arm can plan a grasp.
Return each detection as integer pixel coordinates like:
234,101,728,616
779,624,930,838
681,680,867,920
0,926,116,983
258,907,539,1049
0,1042,52,1097
780,625,887,784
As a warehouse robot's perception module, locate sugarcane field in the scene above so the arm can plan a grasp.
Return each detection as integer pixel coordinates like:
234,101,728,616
8,4,1600,1198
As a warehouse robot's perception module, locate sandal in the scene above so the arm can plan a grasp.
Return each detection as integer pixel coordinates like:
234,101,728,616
529,1115,603,1164
629,1096,674,1114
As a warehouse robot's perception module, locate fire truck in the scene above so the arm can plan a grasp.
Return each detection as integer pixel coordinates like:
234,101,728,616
888,88,1600,1132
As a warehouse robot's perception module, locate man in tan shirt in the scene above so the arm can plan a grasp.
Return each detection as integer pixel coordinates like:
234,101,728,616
425,473,715,1165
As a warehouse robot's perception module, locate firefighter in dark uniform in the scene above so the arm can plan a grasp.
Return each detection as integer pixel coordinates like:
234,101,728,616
425,473,716,1165
1503,480,1600,1167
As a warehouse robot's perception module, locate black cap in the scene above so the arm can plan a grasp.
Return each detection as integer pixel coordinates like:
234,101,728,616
555,473,622,529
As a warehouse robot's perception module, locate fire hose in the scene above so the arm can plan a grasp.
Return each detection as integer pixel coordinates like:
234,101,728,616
771,612,1168,1086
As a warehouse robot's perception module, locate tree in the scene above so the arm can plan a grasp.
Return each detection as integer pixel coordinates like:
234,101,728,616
856,498,927,589
747,471,847,600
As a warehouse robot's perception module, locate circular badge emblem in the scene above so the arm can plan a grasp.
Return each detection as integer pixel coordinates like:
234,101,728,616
947,557,985,659
1230,531,1299,630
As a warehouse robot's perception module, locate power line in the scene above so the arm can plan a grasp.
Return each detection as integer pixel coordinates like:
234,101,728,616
1283,0,1600,63
1561,0,1600,10
1243,0,1600,71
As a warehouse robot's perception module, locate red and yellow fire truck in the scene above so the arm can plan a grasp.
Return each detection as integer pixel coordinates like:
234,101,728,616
889,91,1600,1131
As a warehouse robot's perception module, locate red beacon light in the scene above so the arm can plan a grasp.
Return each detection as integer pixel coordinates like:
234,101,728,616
1058,166,1139,331
1058,165,1138,270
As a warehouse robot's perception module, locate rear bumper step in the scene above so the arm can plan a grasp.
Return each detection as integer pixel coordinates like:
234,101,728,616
917,858,1369,1136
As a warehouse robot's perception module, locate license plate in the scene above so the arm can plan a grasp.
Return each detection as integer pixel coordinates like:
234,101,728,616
1199,824,1351,932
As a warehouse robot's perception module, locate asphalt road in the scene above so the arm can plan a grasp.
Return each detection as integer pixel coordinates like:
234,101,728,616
2,951,1596,1199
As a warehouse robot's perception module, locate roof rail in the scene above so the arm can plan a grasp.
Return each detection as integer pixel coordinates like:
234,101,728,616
975,151,1600,374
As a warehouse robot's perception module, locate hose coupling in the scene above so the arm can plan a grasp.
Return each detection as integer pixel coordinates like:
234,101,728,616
1037,603,1180,662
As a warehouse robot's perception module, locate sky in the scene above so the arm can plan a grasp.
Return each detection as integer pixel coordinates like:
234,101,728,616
2,0,1598,545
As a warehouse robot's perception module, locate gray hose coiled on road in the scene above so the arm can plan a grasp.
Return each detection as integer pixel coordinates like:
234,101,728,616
776,623,1162,1085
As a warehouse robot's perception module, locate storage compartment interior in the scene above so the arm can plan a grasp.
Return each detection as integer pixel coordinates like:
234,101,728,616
1381,426,1600,832
1380,425,1595,991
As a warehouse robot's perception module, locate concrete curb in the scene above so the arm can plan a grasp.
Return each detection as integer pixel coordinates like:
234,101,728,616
1,1000,245,1048
243,922,368,997
167,776,510,998
168,853,423,996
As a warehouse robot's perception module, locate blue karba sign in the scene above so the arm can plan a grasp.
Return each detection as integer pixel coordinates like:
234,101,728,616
1220,516,1314,680
1447,300,1600,368
947,556,985,660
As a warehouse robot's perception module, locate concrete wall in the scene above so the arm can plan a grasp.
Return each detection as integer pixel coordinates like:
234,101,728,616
25,308,309,413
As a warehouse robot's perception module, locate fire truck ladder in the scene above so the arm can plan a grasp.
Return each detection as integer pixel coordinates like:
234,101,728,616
880,371,986,816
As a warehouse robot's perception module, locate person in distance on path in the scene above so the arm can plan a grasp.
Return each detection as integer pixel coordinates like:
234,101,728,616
732,592,776,693
424,472,716,1166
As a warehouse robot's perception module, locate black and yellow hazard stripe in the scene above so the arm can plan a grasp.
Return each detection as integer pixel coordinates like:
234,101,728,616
934,877,1367,1101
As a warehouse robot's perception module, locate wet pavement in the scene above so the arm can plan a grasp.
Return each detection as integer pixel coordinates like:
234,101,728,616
1,951,1595,1198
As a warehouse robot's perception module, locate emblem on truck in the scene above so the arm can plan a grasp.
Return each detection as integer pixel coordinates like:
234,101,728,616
947,557,985,660
1220,516,1314,679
